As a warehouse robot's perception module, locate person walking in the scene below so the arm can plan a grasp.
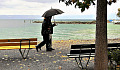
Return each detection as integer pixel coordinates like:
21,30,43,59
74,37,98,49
36,16,56,52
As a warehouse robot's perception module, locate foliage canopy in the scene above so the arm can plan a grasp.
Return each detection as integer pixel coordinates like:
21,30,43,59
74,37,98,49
117,8,120,17
59,0,117,12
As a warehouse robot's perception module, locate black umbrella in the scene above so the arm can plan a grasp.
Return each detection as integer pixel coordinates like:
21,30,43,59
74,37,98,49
42,8,64,17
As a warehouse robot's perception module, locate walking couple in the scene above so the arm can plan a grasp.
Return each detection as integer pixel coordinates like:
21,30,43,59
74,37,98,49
36,16,57,52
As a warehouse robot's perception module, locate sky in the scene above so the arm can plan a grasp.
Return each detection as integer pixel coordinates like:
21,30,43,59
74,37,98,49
0,0,120,19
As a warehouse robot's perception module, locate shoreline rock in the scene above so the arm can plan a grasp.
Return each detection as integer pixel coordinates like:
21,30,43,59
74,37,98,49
115,22,120,24
33,21,96,24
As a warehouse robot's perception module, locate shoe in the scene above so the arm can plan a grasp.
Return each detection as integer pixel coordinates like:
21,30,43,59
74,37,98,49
50,48,55,50
36,46,39,52
36,46,41,52
46,48,55,51
46,49,52,51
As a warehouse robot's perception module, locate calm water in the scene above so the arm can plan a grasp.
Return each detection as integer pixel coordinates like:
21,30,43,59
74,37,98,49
0,19,120,41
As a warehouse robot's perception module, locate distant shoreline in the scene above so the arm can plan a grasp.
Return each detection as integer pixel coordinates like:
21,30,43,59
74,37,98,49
114,22,120,24
33,21,96,24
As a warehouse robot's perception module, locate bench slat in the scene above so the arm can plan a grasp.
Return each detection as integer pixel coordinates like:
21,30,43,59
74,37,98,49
70,49,95,54
0,42,37,46
71,43,120,49
0,45,36,50
0,38,37,42
71,44,95,49
68,55,95,58
69,53,95,55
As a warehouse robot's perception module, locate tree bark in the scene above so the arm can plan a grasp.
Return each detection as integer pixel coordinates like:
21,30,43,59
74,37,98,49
94,0,108,70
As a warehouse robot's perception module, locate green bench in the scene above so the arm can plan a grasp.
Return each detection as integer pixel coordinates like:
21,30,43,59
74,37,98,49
67,43,120,69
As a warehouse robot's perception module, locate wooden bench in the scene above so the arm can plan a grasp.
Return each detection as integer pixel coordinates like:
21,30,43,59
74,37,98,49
67,43,120,69
0,38,37,59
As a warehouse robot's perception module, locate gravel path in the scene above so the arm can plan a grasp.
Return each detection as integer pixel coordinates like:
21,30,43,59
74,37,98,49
1,39,119,70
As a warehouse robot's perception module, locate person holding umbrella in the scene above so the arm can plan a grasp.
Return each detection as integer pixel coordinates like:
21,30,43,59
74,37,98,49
36,16,56,52
36,8,64,52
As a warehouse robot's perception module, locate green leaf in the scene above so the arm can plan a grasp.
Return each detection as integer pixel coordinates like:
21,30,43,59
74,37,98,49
81,7,85,12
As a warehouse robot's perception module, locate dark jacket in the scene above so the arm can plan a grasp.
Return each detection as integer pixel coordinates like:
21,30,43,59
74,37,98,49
41,17,56,35
48,21,56,34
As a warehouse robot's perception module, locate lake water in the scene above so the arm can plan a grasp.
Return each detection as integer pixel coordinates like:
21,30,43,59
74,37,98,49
0,19,120,41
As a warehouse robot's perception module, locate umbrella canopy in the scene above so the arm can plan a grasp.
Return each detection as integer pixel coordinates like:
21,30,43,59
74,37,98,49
42,9,64,17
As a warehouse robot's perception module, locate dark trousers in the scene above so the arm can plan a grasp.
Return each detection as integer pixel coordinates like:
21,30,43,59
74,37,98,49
49,34,52,48
37,34,51,49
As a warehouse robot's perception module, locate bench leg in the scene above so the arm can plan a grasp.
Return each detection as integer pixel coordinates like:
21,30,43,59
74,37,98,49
75,57,91,69
19,39,30,59
85,57,90,69
19,49,30,59
75,58,83,69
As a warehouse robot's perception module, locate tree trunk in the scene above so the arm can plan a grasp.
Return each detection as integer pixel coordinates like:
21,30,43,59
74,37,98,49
94,0,108,70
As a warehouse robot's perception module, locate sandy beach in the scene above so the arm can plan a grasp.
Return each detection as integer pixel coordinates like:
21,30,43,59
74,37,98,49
0,39,120,70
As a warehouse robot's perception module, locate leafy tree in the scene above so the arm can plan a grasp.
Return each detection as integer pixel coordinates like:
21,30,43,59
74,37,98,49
117,8,120,17
59,0,117,70
59,0,116,12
